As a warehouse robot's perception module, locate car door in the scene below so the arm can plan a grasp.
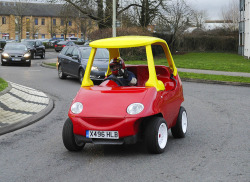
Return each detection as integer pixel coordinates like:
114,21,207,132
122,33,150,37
63,46,74,75
35,41,42,55
58,46,68,71
69,47,81,77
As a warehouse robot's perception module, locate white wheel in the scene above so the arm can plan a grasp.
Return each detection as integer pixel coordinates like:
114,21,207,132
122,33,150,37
145,117,168,154
158,123,168,149
171,106,188,138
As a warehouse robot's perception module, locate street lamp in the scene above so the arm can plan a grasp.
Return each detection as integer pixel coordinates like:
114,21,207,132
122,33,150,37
112,0,116,37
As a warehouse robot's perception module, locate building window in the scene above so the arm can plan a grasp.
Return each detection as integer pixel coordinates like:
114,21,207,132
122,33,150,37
53,19,56,26
41,18,45,25
61,19,64,26
69,21,72,26
34,18,38,25
42,34,45,38
2,17,6,24
61,34,64,38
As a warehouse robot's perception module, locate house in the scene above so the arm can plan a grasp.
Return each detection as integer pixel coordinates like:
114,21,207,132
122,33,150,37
0,1,95,41
239,0,250,59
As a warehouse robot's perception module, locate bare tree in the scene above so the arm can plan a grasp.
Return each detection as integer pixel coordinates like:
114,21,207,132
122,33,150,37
221,0,239,31
192,9,208,29
160,0,192,50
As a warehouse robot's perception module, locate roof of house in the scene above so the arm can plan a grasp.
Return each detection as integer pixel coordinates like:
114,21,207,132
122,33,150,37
0,1,64,17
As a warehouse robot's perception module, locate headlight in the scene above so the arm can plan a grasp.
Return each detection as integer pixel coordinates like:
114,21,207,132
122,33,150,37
91,66,99,71
2,53,9,58
71,102,83,114
127,103,144,115
24,53,31,58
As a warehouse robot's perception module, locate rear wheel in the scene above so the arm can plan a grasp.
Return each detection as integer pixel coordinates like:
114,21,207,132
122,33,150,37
145,117,168,154
79,68,84,84
40,51,45,59
171,106,188,138
62,118,85,151
58,64,67,79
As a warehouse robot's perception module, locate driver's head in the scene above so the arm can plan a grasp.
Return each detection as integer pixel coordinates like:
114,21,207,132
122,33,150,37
109,57,125,75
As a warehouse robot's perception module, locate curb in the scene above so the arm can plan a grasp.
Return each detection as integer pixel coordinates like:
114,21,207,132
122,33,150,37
41,62,56,69
0,82,12,96
182,78,250,87
0,83,54,136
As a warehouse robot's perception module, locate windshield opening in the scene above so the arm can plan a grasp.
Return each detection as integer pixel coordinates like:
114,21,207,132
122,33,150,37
81,48,109,59
5,44,27,51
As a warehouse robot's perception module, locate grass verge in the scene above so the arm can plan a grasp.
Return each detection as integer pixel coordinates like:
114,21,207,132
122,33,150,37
0,78,8,92
127,52,250,73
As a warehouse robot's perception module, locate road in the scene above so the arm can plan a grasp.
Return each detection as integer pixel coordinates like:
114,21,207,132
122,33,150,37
0,51,249,182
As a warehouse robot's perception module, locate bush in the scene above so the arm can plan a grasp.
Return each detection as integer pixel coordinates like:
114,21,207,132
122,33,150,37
43,42,54,49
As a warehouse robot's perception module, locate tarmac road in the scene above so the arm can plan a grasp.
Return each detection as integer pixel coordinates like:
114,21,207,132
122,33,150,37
0,52,249,181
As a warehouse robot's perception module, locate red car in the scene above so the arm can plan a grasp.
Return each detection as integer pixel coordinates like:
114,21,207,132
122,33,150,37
62,36,188,154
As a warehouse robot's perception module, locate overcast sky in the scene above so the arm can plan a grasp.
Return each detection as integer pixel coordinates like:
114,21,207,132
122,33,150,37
186,0,231,20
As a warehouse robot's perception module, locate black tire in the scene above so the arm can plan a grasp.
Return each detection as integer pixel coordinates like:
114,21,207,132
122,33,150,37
26,61,31,67
58,64,67,79
55,50,60,52
171,106,188,138
31,52,35,59
79,68,84,84
40,51,45,59
62,118,85,151
1,61,6,66
145,117,168,154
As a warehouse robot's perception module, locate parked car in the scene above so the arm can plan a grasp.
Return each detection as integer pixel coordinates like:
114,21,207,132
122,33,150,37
0,39,6,51
54,41,75,52
1,43,31,66
66,37,78,42
21,40,45,59
57,45,109,83
62,36,188,154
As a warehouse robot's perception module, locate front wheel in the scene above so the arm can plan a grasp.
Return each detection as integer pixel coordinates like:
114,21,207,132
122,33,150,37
41,51,45,59
145,117,168,154
58,64,67,79
62,118,85,151
171,106,188,138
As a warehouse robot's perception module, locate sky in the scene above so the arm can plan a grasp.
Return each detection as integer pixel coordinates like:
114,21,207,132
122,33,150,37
186,0,230,20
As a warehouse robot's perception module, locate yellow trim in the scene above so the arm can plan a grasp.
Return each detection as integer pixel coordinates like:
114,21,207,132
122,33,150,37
145,45,165,91
90,36,166,48
81,48,96,87
106,48,120,76
82,36,178,91
153,42,177,76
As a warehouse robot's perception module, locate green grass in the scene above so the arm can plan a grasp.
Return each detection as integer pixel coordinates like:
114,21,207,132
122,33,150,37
179,72,250,83
46,63,57,67
0,78,8,92
127,52,250,73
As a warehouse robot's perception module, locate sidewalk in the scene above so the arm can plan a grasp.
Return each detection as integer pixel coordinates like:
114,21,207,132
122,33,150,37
0,82,53,135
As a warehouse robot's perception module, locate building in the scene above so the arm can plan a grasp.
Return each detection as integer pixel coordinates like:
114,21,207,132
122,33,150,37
0,1,94,41
239,0,250,59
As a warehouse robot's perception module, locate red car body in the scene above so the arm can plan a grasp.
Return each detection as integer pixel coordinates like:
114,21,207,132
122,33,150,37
63,36,187,154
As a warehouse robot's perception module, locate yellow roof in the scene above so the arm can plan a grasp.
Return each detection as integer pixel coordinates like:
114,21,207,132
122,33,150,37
89,36,166,48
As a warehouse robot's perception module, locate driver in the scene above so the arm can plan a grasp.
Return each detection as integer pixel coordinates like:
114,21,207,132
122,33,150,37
107,57,137,86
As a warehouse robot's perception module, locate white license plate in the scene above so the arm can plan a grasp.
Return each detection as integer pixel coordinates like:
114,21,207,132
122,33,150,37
12,58,21,61
86,130,119,139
